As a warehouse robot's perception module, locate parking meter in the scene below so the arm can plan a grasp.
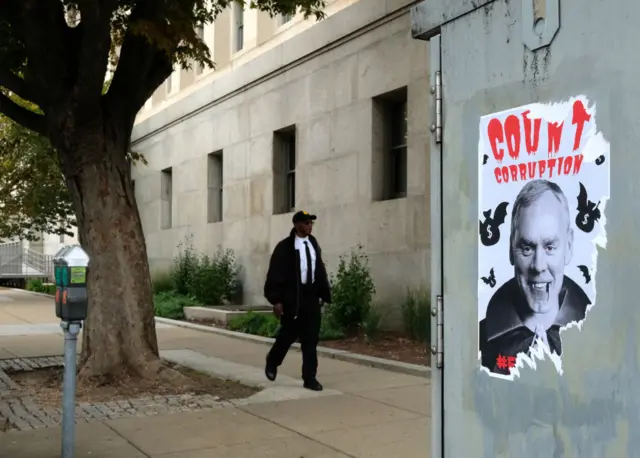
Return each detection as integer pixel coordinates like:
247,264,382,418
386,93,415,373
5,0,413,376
53,245,90,322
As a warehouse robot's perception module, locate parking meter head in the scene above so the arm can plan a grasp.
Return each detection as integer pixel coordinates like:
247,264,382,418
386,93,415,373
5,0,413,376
53,245,90,322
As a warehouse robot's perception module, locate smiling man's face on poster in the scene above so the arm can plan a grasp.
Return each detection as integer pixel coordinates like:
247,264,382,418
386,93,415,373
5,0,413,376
511,189,574,315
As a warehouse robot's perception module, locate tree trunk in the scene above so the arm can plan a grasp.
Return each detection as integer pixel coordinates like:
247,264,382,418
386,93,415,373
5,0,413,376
62,138,161,382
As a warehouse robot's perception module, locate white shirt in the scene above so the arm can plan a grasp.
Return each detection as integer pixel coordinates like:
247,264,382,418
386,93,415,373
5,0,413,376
295,236,316,284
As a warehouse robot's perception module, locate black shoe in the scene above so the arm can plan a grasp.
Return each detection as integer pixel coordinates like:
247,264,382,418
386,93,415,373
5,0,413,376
265,360,277,382
303,380,323,391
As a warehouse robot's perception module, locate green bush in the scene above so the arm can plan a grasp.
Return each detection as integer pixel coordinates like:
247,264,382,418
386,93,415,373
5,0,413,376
228,311,280,337
319,311,345,341
328,245,376,331
188,246,241,305
361,307,382,342
25,279,54,295
26,279,44,292
401,287,431,343
153,291,201,320
151,270,175,294
42,283,56,295
171,235,199,296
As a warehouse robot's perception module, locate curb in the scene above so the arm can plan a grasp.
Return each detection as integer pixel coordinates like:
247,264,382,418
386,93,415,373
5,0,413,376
155,317,431,379
8,288,54,299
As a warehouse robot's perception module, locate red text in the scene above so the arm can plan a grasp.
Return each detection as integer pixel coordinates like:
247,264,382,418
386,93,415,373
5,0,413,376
494,154,584,184
487,100,591,164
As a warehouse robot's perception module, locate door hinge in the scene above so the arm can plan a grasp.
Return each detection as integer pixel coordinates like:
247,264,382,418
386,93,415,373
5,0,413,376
430,294,443,368
430,70,442,144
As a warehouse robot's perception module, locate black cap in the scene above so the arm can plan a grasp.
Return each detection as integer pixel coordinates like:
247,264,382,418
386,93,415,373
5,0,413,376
292,210,317,224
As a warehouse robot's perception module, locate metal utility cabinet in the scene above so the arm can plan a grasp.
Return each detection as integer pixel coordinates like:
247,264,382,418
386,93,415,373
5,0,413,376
411,0,638,457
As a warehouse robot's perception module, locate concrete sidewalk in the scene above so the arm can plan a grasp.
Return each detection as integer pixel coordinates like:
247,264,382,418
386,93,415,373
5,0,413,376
0,288,431,457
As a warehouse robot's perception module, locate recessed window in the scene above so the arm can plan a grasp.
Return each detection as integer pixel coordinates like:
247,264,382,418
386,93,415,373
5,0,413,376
273,126,296,214
372,87,408,201
207,151,223,223
160,168,173,229
233,2,244,52
195,24,205,75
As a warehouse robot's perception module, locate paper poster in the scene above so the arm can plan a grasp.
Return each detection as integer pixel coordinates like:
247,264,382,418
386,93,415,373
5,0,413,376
477,96,610,380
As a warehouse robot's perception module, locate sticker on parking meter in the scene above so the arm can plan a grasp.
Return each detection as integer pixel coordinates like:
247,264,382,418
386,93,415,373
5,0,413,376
477,96,610,380
70,267,87,284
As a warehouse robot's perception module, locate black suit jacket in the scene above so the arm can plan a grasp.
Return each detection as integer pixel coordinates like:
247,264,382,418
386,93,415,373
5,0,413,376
263,229,332,317
479,275,590,375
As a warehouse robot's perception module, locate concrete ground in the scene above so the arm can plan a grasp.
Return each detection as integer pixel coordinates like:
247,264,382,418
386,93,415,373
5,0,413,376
0,288,431,457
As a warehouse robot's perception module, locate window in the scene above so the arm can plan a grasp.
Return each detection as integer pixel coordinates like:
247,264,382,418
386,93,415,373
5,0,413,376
195,24,205,75
278,12,293,26
372,87,408,201
161,168,173,229
273,126,296,214
165,74,172,94
59,233,65,244
233,2,244,52
207,151,223,223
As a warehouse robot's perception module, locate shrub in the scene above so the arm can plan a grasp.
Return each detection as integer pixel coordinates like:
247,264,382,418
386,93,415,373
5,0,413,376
26,279,44,292
25,279,55,295
228,311,280,338
401,287,431,343
188,247,241,305
171,235,199,296
151,270,174,293
153,291,201,320
328,245,376,331
42,283,56,295
188,246,242,305
361,307,382,342
319,311,345,341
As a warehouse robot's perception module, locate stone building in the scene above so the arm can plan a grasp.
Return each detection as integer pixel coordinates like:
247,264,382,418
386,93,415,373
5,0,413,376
131,0,431,316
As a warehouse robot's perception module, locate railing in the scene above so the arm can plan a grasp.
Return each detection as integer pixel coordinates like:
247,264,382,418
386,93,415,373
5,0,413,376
0,241,54,281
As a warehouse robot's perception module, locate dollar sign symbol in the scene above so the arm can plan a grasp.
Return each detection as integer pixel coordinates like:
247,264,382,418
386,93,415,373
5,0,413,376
487,226,493,239
582,213,589,225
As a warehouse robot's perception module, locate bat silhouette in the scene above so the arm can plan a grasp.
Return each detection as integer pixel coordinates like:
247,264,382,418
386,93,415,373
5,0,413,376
595,155,605,166
575,182,601,233
479,202,509,247
577,265,591,284
482,154,489,165
481,268,497,288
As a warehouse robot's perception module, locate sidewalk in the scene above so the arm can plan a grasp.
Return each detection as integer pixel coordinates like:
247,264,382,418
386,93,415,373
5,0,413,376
0,288,431,457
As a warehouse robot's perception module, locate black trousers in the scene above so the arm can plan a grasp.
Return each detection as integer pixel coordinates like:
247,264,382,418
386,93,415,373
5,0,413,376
266,286,321,382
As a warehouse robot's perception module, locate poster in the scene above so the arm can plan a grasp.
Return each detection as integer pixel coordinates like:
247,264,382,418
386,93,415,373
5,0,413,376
477,96,610,380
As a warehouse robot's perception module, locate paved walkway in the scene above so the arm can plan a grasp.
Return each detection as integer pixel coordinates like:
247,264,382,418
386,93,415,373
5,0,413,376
0,288,431,457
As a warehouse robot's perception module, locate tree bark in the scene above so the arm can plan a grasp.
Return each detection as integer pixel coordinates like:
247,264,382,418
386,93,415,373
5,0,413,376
62,136,161,382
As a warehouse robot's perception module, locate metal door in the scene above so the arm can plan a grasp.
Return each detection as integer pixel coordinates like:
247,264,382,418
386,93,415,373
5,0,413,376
414,0,640,457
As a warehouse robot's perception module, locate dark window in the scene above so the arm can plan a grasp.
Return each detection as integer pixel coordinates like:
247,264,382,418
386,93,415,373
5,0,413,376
273,126,296,214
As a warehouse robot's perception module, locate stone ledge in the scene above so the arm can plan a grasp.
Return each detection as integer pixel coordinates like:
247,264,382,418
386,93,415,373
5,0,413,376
183,306,272,326
155,317,431,379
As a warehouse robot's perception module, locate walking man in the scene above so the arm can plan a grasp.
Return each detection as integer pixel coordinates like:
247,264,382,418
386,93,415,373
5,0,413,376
264,210,332,391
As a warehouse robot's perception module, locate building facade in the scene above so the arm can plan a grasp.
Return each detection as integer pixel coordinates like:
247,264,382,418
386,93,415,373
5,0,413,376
131,0,431,316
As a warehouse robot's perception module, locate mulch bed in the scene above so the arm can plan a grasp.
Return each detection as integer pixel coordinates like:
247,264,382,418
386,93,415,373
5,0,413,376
10,363,258,408
321,331,429,366
184,319,429,366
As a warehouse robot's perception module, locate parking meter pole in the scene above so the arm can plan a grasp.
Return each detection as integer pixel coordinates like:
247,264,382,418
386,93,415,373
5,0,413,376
61,321,81,458
53,244,90,458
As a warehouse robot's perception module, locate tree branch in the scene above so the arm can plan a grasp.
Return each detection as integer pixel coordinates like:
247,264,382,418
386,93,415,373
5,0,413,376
0,70,40,106
105,2,173,121
73,1,117,101
21,0,72,107
0,92,45,135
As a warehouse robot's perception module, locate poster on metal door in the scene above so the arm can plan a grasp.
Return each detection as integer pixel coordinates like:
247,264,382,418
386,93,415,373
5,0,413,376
477,96,610,380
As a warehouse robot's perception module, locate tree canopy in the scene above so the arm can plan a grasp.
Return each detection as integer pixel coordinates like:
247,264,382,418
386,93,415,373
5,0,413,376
0,0,326,144
0,114,75,242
